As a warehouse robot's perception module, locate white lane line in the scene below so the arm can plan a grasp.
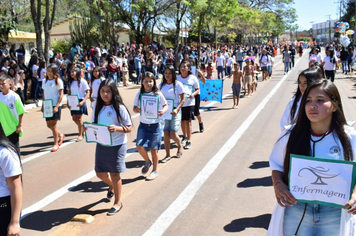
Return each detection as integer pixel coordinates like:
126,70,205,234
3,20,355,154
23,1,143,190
20,59,288,218
142,58,302,236
21,153,133,219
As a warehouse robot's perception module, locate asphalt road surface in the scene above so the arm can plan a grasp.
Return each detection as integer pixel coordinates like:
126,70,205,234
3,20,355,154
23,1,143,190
18,50,356,236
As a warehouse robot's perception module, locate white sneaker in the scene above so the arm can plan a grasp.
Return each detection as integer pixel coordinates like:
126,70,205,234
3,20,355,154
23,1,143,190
146,171,158,180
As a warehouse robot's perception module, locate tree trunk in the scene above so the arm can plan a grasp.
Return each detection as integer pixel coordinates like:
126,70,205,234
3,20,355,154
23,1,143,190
214,26,217,50
31,0,43,58
197,13,204,67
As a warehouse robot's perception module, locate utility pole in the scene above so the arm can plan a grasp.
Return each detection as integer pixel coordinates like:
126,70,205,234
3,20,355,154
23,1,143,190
326,15,331,43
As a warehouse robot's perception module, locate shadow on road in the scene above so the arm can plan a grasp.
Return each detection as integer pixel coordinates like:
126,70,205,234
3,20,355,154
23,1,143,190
249,161,269,169
69,181,108,193
237,176,272,188
224,213,271,232
21,199,109,231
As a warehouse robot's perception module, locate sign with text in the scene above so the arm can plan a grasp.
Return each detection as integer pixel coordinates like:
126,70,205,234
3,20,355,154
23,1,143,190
83,122,112,146
140,94,159,119
289,154,356,208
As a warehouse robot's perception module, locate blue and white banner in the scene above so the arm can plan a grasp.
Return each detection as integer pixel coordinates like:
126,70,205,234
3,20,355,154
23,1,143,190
199,79,223,103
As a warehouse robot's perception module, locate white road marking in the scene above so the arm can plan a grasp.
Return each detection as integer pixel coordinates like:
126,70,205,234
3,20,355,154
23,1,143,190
142,58,301,236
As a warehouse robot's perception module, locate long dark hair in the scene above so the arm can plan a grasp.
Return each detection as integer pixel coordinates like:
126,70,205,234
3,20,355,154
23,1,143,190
90,66,104,86
327,49,336,63
68,67,82,89
282,79,352,184
46,64,60,86
94,79,131,132
289,67,324,122
0,122,21,165
140,71,159,95
178,61,192,75
38,60,46,79
160,65,177,91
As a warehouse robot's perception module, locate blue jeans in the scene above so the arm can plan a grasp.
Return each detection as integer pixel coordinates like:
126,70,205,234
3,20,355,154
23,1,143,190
217,66,224,80
284,62,290,73
108,72,117,84
237,61,243,70
33,79,43,100
342,61,348,73
226,66,232,76
284,202,341,236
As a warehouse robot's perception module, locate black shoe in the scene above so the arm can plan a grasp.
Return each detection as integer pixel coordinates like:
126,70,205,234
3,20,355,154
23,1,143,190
184,141,191,149
107,203,123,216
199,122,204,133
107,189,114,200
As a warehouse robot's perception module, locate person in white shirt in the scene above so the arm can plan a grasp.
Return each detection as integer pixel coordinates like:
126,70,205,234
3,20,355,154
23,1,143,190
41,64,64,152
309,48,322,67
215,51,225,80
268,79,356,235
322,49,337,82
67,67,90,142
226,52,233,76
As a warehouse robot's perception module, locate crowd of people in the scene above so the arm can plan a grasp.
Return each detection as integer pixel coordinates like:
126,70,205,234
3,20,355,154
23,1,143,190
2,38,356,235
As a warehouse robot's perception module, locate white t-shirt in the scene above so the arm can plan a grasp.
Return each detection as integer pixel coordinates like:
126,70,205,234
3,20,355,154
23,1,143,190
0,146,22,197
309,54,322,63
323,56,336,71
134,91,167,124
39,68,46,82
159,81,184,107
226,58,233,67
269,126,356,173
97,104,132,146
69,79,90,99
279,97,300,132
176,74,200,107
32,64,39,78
90,77,105,99
216,55,225,66
42,79,64,106
0,91,25,121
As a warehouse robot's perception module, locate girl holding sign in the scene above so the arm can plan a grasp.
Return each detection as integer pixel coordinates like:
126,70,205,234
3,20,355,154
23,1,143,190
268,79,356,235
89,66,105,122
41,64,65,152
68,67,90,142
177,61,200,149
133,72,168,180
90,79,132,215
279,67,324,132
159,65,185,163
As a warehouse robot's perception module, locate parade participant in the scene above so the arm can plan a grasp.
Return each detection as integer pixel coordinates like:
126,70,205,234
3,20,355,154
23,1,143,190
0,122,22,236
90,79,132,215
0,75,25,150
206,62,214,79
122,63,129,87
259,49,269,81
243,59,253,96
309,48,322,67
322,49,337,82
41,64,64,152
268,79,356,235
133,72,167,180
226,63,244,109
280,67,323,132
298,43,303,57
159,65,185,163
282,46,291,75
177,61,199,149
89,66,105,121
67,67,90,142
215,51,225,80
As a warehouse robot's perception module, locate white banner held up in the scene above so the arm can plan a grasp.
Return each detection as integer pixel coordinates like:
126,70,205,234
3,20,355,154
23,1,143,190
289,154,356,208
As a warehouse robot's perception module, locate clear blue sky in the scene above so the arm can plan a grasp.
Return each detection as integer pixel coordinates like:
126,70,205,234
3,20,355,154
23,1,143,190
294,0,341,30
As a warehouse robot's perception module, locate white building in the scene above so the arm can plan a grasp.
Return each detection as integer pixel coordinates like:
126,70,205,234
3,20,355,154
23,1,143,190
312,19,337,43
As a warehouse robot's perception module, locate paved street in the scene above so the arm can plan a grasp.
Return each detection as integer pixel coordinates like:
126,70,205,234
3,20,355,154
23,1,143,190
18,50,356,236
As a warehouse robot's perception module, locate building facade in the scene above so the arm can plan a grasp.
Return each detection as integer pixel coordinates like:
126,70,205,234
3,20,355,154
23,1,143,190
312,19,337,43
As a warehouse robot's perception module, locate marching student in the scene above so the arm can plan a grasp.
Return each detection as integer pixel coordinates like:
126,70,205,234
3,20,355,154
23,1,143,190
89,79,132,215
41,64,65,152
0,75,25,150
67,67,90,142
226,63,244,109
0,122,22,236
177,61,199,149
279,67,323,132
89,66,105,122
268,79,356,235
159,65,185,163
133,72,168,180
